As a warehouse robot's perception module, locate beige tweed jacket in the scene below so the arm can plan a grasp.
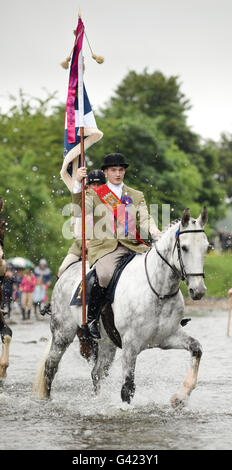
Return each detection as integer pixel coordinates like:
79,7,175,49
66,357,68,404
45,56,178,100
72,184,156,267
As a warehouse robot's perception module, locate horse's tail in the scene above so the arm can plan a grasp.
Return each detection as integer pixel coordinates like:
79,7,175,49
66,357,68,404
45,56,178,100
32,337,52,399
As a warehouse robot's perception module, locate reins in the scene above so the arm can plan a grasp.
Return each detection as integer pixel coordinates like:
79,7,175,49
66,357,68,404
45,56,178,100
145,227,205,300
145,250,180,300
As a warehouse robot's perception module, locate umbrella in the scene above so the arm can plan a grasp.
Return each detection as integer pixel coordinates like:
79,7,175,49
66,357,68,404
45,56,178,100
6,257,35,269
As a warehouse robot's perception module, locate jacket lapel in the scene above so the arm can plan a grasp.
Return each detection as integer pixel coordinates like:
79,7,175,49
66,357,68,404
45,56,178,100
122,184,132,198
122,184,138,205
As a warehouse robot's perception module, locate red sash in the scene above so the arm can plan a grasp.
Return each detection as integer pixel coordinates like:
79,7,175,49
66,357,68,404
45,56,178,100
92,184,149,246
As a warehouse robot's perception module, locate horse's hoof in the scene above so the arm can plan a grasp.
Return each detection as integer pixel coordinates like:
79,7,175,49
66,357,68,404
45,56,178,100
121,386,131,404
121,382,135,404
0,366,7,379
170,393,187,409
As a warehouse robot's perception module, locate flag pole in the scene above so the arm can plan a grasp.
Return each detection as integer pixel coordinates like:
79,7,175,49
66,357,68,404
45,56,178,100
80,126,87,326
61,9,104,329
78,8,87,327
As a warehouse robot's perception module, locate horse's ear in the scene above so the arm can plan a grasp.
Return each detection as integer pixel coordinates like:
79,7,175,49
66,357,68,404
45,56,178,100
197,206,208,228
181,208,190,227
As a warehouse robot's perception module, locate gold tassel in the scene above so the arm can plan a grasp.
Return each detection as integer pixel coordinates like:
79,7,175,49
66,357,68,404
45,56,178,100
60,55,72,69
85,32,104,64
61,23,104,70
92,54,104,64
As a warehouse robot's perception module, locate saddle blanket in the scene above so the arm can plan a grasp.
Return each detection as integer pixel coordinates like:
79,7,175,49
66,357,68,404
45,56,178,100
70,253,136,306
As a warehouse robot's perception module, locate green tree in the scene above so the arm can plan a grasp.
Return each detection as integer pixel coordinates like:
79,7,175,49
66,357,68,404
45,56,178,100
0,92,70,276
102,69,200,154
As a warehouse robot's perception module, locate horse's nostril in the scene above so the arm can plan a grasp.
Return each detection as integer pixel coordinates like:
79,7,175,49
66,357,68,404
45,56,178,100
189,288,194,296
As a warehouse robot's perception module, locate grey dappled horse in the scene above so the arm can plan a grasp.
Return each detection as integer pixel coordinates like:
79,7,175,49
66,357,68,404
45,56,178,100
33,208,209,407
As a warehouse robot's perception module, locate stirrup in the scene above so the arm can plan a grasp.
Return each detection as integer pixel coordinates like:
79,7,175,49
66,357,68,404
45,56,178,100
79,324,91,343
40,303,51,316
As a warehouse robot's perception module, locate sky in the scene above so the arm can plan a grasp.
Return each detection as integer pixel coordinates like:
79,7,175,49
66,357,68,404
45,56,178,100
1,0,232,142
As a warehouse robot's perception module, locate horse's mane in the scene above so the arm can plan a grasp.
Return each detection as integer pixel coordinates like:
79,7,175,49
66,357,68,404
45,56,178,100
160,216,198,238
160,218,181,237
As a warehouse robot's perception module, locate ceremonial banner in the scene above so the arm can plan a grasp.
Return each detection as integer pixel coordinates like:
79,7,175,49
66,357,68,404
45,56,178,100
60,16,103,193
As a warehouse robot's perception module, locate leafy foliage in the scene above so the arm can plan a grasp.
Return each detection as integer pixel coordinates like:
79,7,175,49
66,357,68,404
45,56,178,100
0,92,70,275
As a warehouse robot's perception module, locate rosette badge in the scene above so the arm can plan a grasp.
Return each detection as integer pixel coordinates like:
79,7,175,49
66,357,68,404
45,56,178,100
121,196,133,206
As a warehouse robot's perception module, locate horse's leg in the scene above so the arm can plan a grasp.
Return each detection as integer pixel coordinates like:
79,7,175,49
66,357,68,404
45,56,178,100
91,339,116,394
33,320,78,399
0,335,12,379
44,331,76,398
0,316,12,379
121,343,138,404
160,329,203,408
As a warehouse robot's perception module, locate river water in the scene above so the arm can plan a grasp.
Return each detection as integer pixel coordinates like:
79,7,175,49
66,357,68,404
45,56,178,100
0,303,232,451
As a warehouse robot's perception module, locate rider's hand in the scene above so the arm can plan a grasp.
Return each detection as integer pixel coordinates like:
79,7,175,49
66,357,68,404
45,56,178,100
76,167,87,182
150,227,162,241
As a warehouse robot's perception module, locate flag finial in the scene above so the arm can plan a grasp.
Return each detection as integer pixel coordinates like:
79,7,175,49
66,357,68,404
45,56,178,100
78,7,81,17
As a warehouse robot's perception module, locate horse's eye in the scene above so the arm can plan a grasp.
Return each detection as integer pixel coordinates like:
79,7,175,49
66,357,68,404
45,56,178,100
182,245,188,253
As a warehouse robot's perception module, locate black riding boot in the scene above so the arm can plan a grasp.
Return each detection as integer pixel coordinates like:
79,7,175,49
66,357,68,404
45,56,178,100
21,308,26,320
87,279,107,340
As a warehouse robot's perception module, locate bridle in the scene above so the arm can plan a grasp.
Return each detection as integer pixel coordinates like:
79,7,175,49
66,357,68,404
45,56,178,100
144,226,205,300
173,228,205,280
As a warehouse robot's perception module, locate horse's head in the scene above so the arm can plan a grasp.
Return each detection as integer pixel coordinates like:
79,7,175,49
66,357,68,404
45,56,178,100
172,207,209,300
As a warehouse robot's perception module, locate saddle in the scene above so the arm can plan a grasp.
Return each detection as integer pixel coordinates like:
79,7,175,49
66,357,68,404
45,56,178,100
70,252,136,348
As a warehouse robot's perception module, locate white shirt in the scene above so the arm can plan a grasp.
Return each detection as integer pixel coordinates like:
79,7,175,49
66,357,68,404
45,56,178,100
107,181,123,200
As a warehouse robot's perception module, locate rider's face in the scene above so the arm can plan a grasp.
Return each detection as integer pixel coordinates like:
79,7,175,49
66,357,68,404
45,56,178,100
104,166,126,185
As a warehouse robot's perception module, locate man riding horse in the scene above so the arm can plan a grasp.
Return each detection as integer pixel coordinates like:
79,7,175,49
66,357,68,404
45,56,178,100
73,153,161,339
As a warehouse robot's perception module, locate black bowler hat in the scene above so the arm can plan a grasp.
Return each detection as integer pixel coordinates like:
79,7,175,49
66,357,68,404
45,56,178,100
101,153,129,171
87,169,106,185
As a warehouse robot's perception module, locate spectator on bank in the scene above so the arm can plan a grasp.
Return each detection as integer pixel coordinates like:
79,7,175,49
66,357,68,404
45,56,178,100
20,269,37,320
218,230,232,251
34,259,51,288
1,268,15,318
33,277,46,319
12,268,24,306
